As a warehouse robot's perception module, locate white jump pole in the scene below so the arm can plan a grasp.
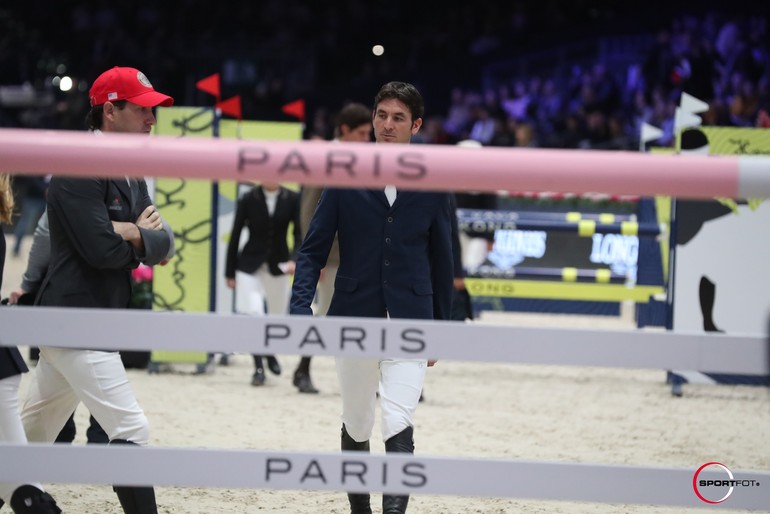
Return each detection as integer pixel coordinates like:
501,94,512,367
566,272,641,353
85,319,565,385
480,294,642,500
0,444,768,510
0,308,766,375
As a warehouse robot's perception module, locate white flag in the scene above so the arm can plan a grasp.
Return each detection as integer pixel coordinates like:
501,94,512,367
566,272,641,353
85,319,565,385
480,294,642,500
680,92,709,114
674,107,702,131
640,123,663,143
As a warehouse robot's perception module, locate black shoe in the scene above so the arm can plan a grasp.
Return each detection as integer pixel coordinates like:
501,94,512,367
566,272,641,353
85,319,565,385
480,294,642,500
266,355,281,375
251,368,266,386
10,485,61,514
293,371,319,394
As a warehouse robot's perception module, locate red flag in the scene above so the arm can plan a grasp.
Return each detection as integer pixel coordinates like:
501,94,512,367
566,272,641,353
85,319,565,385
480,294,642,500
216,96,242,119
196,73,221,99
282,99,305,121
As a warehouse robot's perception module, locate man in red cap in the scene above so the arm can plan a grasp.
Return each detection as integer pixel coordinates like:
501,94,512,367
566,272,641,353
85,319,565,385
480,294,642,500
87,66,174,133
20,67,175,514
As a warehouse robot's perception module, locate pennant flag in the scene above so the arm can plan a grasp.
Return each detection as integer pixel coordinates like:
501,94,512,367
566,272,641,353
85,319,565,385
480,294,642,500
282,99,305,121
216,96,242,119
680,92,709,114
640,123,663,143
196,73,221,100
674,107,702,132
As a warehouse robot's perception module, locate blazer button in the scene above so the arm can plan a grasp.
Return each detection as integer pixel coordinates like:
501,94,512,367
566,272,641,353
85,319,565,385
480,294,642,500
385,237,391,244
387,216,393,222
384,259,390,266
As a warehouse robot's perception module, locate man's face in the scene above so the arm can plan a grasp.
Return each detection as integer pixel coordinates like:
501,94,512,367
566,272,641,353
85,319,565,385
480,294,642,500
105,101,157,134
373,98,422,144
339,123,372,142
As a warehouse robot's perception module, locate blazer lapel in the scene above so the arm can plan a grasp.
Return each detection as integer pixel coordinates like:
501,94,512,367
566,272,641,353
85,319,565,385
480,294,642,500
114,179,132,211
254,186,269,218
369,188,391,209
274,189,288,220
388,188,408,213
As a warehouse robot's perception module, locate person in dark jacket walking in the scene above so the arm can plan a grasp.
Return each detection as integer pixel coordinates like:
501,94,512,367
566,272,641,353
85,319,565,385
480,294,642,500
225,183,302,387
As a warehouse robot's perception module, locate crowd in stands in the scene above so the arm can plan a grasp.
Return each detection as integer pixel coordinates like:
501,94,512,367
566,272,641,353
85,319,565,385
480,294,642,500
0,3,768,150
378,11,769,150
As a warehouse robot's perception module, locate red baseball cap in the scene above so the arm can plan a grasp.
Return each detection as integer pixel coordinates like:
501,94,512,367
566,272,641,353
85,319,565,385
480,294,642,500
89,66,174,108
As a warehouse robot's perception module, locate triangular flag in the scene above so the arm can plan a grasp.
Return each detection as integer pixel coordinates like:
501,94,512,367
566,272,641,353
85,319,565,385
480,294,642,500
282,99,305,121
674,107,702,131
196,73,221,100
680,92,709,114
640,123,663,143
216,96,242,119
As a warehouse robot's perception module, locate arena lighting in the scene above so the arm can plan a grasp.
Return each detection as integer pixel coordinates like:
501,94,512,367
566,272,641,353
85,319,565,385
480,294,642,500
372,44,385,56
59,76,73,92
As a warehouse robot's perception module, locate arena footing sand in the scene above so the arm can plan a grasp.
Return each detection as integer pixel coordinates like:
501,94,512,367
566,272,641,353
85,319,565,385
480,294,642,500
5,242,769,513
16,345,769,514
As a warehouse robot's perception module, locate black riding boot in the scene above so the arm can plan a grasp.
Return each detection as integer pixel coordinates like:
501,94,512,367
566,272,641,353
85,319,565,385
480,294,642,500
383,426,414,514
341,425,372,514
110,439,158,514
54,413,76,443
87,415,109,444
9,485,61,514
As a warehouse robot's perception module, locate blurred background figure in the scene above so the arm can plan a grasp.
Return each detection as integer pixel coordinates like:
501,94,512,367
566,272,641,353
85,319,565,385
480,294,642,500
225,182,302,388
0,173,62,513
294,102,373,394
10,175,48,258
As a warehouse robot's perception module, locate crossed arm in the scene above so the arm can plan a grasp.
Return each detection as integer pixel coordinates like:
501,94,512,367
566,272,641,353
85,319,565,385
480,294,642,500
111,204,164,251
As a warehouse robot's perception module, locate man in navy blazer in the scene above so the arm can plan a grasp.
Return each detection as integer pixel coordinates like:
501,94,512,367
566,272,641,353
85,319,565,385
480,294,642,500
290,82,453,514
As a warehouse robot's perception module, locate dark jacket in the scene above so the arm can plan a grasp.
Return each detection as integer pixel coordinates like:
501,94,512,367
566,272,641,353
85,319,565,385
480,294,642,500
290,188,454,321
0,231,29,379
225,186,302,278
36,176,171,309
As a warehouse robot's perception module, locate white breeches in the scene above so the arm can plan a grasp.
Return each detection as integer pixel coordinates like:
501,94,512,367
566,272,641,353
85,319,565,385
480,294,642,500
0,374,44,502
235,266,290,316
336,357,427,443
21,347,149,445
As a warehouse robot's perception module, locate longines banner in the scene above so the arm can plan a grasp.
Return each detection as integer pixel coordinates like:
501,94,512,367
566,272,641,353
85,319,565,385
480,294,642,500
456,208,651,304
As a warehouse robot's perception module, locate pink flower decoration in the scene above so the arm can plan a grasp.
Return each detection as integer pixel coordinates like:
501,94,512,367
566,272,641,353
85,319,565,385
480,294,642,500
131,264,154,283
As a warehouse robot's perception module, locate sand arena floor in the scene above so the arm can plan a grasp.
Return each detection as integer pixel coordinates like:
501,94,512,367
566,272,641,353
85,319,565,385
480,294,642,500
3,237,769,513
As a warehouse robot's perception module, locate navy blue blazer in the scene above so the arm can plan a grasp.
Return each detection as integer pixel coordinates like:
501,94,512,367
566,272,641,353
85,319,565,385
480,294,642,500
290,188,454,321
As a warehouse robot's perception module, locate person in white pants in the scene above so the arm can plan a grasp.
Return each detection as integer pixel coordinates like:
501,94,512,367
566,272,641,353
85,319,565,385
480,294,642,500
225,182,302,387
0,173,61,513
19,66,175,514
290,82,453,514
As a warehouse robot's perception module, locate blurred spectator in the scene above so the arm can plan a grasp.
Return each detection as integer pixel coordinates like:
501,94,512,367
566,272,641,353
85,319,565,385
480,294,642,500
0,4,767,152
11,175,48,258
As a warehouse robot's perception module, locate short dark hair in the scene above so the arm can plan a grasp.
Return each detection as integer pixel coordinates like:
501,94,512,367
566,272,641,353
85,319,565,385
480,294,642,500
335,102,371,131
373,82,424,122
85,100,128,130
